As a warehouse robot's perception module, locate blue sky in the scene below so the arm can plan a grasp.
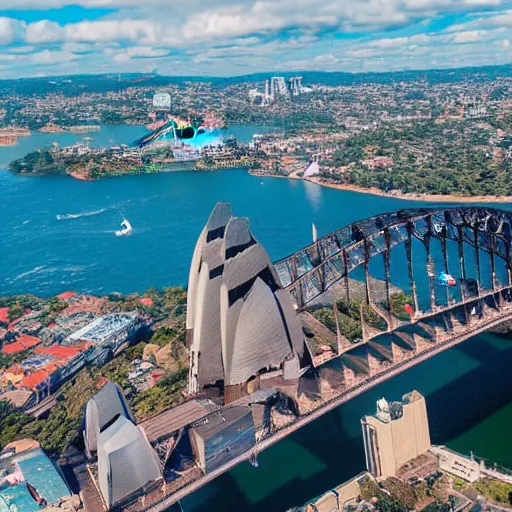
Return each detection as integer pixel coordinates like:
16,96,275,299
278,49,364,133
0,1,511,78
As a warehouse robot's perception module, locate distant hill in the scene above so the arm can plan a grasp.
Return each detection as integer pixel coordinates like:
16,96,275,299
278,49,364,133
1,63,511,96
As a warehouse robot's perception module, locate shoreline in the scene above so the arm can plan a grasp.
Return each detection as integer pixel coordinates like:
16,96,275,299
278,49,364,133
251,170,512,204
9,160,512,204
306,178,512,203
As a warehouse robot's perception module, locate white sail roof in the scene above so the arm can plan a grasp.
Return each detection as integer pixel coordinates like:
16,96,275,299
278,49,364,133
97,416,162,508
186,203,306,392
304,161,320,177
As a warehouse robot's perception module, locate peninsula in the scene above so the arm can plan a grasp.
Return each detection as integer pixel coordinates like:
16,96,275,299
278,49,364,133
8,139,259,180
3,67,511,199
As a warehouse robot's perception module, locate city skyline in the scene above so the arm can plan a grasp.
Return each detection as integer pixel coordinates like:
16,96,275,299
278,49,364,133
0,1,511,79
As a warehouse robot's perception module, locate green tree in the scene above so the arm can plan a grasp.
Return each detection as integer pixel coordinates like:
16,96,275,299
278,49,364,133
7,303,24,322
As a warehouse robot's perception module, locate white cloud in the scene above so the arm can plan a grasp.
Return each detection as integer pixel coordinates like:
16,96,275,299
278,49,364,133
450,27,505,42
0,53,18,61
443,8,512,31
30,49,79,64
483,10,512,26
409,33,431,44
8,0,512,50
452,29,487,42
26,20,64,44
67,20,158,43
181,7,282,40
107,45,169,62
61,42,102,53
369,36,409,48
347,47,384,58
1,0,512,77
8,45,35,53
0,0,165,6
0,17,24,45
464,0,501,5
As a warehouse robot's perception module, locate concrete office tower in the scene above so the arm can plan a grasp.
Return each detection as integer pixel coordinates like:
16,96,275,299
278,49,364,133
288,77,296,96
187,203,305,403
270,77,276,99
361,390,431,478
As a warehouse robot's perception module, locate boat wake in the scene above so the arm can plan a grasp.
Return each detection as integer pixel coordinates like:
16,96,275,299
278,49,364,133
13,265,46,281
56,208,107,221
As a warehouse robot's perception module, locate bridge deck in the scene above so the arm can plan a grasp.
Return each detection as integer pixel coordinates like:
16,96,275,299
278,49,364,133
143,305,512,511
140,399,212,443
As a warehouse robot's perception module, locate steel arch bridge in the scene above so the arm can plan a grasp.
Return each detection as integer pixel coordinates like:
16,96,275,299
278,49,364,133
145,206,512,511
276,206,512,327
276,207,512,307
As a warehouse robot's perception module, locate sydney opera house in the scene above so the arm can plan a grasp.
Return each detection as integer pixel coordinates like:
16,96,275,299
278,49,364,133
186,203,308,403
83,381,163,509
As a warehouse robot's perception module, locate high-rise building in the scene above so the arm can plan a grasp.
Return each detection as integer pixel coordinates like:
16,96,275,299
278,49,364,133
260,76,311,103
288,76,303,96
187,203,306,403
270,76,288,98
361,390,431,478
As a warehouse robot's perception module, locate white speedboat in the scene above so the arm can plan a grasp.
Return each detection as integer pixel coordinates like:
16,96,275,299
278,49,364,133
115,219,132,237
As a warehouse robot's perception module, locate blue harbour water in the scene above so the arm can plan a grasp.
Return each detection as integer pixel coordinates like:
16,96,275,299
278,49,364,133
1,126,512,512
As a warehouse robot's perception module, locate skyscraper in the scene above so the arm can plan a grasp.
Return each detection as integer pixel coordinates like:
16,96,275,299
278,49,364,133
288,77,303,96
361,390,431,478
270,76,288,98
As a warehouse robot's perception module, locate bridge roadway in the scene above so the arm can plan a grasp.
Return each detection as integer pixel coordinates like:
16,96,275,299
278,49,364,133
145,303,512,511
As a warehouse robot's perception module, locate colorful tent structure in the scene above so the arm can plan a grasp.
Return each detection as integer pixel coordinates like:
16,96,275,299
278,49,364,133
438,272,456,286
134,117,221,150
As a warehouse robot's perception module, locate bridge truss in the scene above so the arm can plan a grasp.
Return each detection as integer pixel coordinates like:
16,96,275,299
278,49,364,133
272,206,512,386
144,206,512,511
276,206,512,308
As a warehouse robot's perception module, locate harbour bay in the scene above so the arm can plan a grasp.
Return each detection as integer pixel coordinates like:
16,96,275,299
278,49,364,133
1,126,511,512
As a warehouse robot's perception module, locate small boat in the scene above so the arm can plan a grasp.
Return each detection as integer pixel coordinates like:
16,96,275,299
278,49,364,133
115,219,132,237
